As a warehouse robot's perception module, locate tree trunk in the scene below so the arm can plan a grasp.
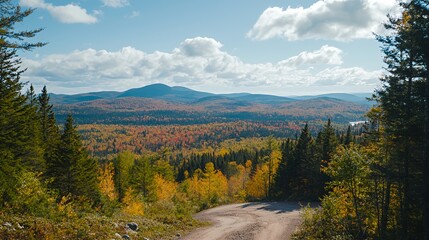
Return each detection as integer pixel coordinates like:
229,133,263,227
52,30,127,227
423,63,429,240
381,179,391,240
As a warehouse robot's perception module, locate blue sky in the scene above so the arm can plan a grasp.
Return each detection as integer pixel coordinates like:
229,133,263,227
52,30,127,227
16,0,400,95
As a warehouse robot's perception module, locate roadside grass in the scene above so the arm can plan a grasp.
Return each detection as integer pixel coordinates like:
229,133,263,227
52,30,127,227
0,211,203,240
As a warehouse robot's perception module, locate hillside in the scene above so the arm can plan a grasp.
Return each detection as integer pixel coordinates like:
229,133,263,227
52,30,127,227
52,83,370,125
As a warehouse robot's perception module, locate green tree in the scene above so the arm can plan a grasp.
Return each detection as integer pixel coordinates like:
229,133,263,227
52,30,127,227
289,124,320,200
51,115,99,202
130,156,155,201
273,139,295,199
1,0,45,50
294,145,376,240
375,1,429,238
38,86,61,178
24,84,44,171
113,151,136,201
344,125,353,146
0,0,44,206
320,119,338,167
318,119,338,193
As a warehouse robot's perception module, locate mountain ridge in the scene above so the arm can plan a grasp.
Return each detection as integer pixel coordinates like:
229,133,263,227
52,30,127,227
51,83,371,125
50,83,371,105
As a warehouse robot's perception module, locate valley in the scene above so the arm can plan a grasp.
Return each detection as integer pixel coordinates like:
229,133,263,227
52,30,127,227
51,84,370,125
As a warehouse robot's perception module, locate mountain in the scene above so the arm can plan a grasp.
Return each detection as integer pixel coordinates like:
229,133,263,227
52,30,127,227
290,93,371,105
234,94,296,104
50,83,343,105
50,91,121,104
194,96,252,111
118,83,213,102
50,83,371,125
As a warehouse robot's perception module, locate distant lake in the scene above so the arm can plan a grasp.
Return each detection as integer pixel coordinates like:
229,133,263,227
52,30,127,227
349,121,367,126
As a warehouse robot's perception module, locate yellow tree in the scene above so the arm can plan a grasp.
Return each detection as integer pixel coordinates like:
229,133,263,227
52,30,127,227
122,187,144,216
268,147,281,198
247,164,269,199
98,162,117,201
227,162,252,201
185,168,204,202
202,162,227,204
153,174,177,201
227,162,243,200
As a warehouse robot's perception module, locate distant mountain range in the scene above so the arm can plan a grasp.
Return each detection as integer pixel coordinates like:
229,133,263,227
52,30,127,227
51,83,372,125
50,83,371,105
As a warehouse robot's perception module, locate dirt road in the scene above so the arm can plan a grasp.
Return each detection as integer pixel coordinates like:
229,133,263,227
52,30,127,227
182,202,304,240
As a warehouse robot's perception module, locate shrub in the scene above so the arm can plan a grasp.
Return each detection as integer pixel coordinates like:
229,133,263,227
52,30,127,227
9,171,56,218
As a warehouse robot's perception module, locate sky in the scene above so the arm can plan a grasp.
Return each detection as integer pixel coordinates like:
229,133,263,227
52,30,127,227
15,0,401,96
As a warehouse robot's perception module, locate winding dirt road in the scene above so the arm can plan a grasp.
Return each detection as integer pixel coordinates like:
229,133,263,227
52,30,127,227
182,202,304,240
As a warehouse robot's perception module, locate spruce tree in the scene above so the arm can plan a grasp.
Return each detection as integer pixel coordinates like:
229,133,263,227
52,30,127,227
1,0,45,50
321,119,338,167
113,151,136,201
24,83,44,171
0,48,42,203
289,124,319,200
375,1,429,238
0,0,45,206
344,125,352,146
130,156,155,201
51,115,99,202
38,86,61,178
273,139,295,199
318,119,338,193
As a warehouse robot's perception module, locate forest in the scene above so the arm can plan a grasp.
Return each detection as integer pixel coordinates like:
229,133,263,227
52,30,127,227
1,0,428,239
51,96,368,125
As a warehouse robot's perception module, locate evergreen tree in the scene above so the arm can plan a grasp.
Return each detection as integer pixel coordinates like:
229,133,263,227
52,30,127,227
24,83,44,171
288,124,319,200
375,1,429,238
344,125,353,146
113,151,137,201
130,156,155,201
319,119,338,193
0,0,45,206
273,139,295,198
51,115,99,202
1,0,45,50
38,86,61,178
0,46,39,203
320,119,338,167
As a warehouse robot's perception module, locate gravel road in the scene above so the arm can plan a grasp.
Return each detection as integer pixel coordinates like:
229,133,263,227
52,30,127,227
182,202,304,240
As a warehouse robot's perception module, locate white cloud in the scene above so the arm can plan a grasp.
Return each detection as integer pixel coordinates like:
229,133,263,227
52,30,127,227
20,0,97,24
128,11,140,18
280,45,343,66
180,37,223,57
247,0,399,41
316,67,380,86
101,0,128,8
22,37,380,94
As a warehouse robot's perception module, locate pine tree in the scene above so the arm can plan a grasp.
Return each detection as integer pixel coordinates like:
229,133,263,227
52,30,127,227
273,139,295,199
344,125,353,146
113,151,136,201
51,115,99,202
318,119,338,193
288,124,319,200
24,84,44,171
38,86,61,178
0,48,40,203
321,119,338,167
130,156,155,201
1,0,45,50
0,0,45,206
375,1,429,238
